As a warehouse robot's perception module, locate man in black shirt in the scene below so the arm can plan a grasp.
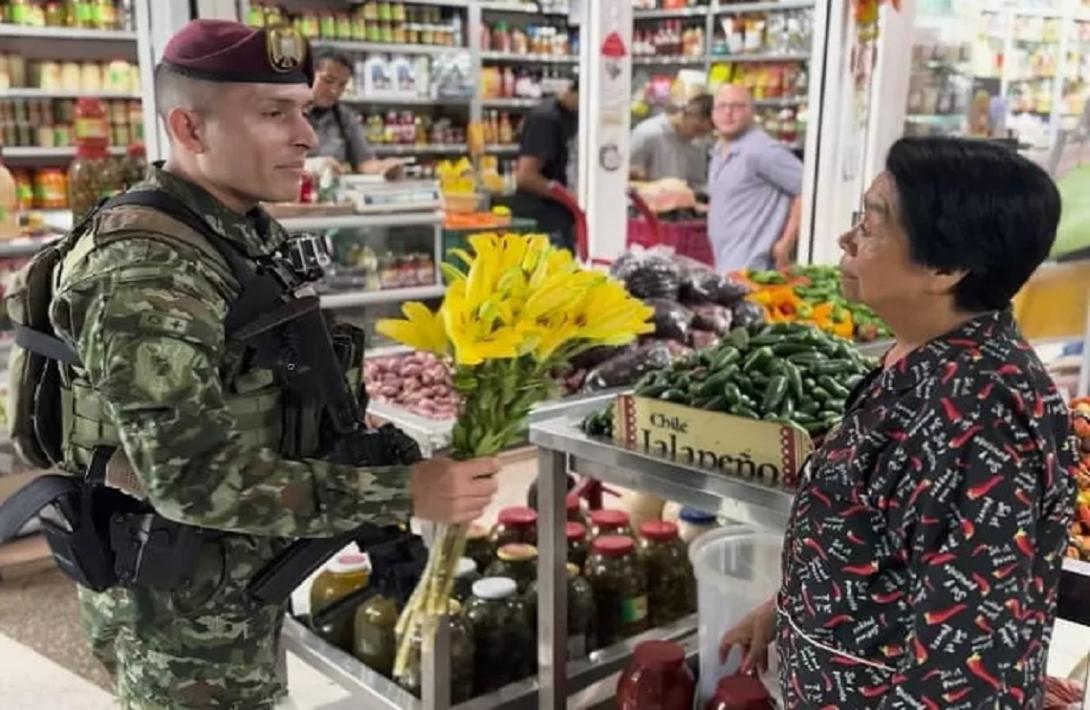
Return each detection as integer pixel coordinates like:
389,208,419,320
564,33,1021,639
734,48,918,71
510,79,579,251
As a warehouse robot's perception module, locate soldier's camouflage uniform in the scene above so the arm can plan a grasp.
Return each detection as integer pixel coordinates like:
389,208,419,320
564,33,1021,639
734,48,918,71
52,166,412,709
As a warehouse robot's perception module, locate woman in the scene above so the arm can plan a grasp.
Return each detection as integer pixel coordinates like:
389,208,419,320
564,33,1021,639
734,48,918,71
721,137,1078,707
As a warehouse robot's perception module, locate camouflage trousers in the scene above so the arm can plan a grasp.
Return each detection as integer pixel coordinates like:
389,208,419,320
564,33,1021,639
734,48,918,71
78,534,289,709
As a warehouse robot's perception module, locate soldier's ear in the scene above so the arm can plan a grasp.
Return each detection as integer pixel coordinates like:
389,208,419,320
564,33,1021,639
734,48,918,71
167,107,207,154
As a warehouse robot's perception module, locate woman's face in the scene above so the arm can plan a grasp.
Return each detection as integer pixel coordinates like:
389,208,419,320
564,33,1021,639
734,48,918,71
838,172,935,315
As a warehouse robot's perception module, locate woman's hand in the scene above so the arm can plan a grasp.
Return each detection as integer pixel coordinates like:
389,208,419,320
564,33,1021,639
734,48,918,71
719,598,776,673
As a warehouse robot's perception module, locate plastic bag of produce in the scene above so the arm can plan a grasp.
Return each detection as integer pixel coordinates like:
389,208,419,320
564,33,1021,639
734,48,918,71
646,298,694,343
611,250,682,300
732,300,765,328
582,341,676,391
570,343,633,371
680,270,750,307
692,303,733,335
691,329,720,350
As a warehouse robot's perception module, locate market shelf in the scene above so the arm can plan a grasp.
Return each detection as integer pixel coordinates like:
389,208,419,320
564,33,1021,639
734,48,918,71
402,0,470,7
480,1,570,16
319,284,444,309
0,24,136,41
480,97,539,109
633,55,706,66
754,96,807,107
340,94,469,107
484,143,519,153
3,146,127,159
370,142,467,155
480,51,577,63
0,234,60,258
279,211,443,232
905,113,963,125
713,0,815,13
709,52,811,63
634,6,710,19
0,88,141,100
310,39,468,56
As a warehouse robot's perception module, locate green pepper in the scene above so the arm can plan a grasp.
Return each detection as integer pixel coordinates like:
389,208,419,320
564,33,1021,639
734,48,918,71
742,346,774,373
712,347,742,370
810,386,832,402
778,396,796,421
771,342,814,356
760,375,789,415
808,360,857,376
825,398,847,411
635,380,669,397
843,374,864,390
729,327,750,351
704,394,730,412
797,399,820,415
722,382,744,406
697,367,737,397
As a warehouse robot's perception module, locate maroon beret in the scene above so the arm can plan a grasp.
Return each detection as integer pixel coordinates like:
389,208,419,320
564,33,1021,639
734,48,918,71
161,19,313,85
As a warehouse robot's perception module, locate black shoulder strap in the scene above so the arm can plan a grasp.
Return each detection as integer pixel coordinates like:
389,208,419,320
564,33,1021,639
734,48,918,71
0,475,79,544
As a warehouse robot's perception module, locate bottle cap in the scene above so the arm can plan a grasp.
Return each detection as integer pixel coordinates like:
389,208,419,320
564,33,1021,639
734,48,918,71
639,520,680,542
589,509,630,528
454,557,478,578
566,521,587,542
498,506,538,527
466,523,489,540
592,535,635,558
679,507,716,524
565,492,581,513
472,577,517,600
497,543,538,562
565,563,580,578
326,551,370,575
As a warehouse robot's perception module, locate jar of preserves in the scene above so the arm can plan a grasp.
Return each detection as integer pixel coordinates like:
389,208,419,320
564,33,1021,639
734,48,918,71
319,12,337,39
33,168,67,209
397,254,416,286
68,140,121,221
451,557,481,604
414,252,434,285
335,13,352,40
566,492,587,524
567,521,588,569
589,509,633,540
585,535,649,648
492,506,537,548
395,599,474,703
119,143,147,189
617,640,695,710
379,252,400,288
565,563,595,661
310,552,370,651
638,521,695,625
352,593,398,677
485,543,537,593
678,507,717,544
462,577,534,694
12,169,33,209
463,523,494,573
705,674,773,710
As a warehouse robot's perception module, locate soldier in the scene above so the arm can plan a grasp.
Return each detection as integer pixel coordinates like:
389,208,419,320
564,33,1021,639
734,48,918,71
42,19,497,708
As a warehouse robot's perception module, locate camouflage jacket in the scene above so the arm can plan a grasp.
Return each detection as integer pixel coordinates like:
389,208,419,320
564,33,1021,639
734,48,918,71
51,165,411,538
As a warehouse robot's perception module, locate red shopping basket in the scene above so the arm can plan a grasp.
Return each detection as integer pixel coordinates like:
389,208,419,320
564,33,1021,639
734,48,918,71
626,190,714,267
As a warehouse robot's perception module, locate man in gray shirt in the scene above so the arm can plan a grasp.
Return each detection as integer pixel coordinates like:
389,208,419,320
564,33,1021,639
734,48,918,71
629,94,714,187
708,84,803,272
305,50,403,178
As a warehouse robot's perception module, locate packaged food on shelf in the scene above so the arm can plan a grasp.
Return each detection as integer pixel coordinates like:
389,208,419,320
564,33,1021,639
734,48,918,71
637,520,696,625
462,576,535,694
1066,400,1090,561
362,351,458,420
68,98,122,221
585,535,650,648
617,640,696,710
0,0,131,30
310,552,371,651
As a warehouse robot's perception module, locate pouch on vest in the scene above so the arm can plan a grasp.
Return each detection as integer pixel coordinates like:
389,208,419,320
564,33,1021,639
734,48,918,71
5,242,69,469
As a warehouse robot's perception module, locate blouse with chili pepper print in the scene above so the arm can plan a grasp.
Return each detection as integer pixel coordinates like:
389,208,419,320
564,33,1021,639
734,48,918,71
776,310,1078,709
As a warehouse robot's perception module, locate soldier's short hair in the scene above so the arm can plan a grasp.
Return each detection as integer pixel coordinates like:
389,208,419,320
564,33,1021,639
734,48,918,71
154,62,218,127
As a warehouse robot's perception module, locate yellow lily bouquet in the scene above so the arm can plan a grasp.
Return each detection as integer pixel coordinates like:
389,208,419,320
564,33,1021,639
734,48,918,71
377,232,653,679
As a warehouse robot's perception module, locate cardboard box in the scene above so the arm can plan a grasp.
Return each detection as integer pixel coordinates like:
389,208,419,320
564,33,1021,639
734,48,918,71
612,394,812,488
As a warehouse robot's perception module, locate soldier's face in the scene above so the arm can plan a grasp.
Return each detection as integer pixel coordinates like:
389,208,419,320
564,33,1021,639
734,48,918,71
198,83,317,204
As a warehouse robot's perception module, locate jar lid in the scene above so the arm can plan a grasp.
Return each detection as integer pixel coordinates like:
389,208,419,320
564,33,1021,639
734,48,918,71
472,577,517,600
713,674,772,706
497,543,538,562
566,521,587,542
126,142,145,158
565,492,580,512
466,523,489,540
454,557,477,579
680,507,716,524
326,551,370,575
589,509,630,528
632,640,685,672
640,520,680,542
498,506,538,527
592,535,635,557
565,563,580,578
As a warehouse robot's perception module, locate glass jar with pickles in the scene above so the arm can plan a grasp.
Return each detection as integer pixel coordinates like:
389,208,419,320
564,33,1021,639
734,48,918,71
588,509,633,540
310,552,370,651
353,593,398,677
585,535,649,648
462,577,534,694
451,557,481,604
485,543,537,593
565,563,595,661
395,599,474,703
491,506,537,548
463,523,494,573
637,521,695,626
567,521,588,569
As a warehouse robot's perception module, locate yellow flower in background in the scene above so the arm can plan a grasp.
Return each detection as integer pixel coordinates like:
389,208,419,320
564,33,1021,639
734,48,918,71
375,302,450,355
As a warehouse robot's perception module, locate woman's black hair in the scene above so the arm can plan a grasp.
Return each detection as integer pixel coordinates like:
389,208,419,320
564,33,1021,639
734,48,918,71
885,137,1061,313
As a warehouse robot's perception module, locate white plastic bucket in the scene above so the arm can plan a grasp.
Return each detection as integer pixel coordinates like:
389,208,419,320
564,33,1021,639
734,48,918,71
688,525,784,704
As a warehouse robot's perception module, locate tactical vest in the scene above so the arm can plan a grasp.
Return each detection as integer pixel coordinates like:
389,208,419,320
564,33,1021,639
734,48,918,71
7,196,335,499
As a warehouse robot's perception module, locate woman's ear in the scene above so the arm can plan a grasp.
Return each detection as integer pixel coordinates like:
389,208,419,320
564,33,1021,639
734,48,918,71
926,266,970,297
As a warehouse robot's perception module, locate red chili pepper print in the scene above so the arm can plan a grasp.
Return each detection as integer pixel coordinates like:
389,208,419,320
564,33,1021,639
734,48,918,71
967,474,1003,500
966,654,1001,690
924,603,968,625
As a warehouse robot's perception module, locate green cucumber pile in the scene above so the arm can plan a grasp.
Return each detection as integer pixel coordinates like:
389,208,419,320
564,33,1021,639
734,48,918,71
631,322,876,436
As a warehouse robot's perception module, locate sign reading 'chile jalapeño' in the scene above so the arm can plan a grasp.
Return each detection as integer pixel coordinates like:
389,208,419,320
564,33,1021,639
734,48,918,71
613,394,812,488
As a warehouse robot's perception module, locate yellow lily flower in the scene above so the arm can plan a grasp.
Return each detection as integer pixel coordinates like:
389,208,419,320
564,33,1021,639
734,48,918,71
375,302,450,355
